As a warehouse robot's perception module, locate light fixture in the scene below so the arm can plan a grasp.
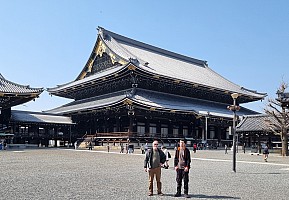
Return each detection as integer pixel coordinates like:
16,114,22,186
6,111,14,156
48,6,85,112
231,93,239,99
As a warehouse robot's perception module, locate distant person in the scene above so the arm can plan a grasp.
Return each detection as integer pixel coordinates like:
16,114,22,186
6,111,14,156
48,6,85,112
125,144,128,154
263,145,269,162
74,141,78,150
225,144,228,154
144,140,166,196
128,144,133,154
161,146,170,169
193,143,197,153
141,144,145,154
144,143,148,153
88,141,93,150
174,139,191,198
107,145,110,153
120,143,124,153
3,140,7,150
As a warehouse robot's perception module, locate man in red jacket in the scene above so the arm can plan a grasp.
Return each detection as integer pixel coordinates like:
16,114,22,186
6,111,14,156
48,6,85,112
174,139,191,198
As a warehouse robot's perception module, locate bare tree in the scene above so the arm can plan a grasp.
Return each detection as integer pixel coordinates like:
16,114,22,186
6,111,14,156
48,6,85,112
264,81,289,156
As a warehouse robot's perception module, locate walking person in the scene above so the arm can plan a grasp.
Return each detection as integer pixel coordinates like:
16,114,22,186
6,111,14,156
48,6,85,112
225,144,228,154
174,139,191,198
263,145,269,162
144,140,166,196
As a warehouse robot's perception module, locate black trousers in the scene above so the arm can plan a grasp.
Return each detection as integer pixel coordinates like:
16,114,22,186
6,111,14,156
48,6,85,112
176,169,189,194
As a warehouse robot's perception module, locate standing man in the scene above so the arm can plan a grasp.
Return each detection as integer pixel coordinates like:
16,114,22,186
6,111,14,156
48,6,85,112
225,144,228,154
144,140,166,196
174,139,191,198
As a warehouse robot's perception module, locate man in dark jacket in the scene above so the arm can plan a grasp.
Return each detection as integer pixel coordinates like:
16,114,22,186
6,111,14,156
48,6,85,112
174,139,191,198
144,140,166,196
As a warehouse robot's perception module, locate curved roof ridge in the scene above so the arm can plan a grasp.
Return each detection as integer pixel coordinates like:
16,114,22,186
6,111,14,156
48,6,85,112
241,87,268,96
100,31,135,61
99,26,206,66
242,114,268,118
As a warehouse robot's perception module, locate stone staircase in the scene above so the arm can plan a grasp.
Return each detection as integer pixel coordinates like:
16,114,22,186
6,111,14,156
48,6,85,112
77,134,96,149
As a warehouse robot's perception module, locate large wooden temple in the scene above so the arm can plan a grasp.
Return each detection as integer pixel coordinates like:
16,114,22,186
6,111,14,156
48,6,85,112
47,27,266,147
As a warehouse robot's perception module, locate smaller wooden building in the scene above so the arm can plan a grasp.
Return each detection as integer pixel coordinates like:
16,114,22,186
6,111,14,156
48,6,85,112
0,74,74,146
236,114,280,149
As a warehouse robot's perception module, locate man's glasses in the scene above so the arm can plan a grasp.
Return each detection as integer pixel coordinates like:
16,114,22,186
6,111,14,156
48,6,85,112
153,144,158,146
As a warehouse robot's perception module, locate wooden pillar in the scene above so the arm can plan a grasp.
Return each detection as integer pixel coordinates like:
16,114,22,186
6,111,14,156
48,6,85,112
168,121,173,138
129,116,133,135
145,118,149,136
54,127,57,147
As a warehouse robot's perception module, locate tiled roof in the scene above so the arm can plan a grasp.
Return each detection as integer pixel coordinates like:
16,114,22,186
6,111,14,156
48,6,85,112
0,74,43,94
47,88,258,117
48,27,266,102
46,90,128,114
47,65,125,92
11,110,74,125
133,89,258,117
236,114,278,132
100,27,266,99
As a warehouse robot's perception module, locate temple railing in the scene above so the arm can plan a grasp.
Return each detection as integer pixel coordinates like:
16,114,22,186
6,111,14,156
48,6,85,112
87,132,192,139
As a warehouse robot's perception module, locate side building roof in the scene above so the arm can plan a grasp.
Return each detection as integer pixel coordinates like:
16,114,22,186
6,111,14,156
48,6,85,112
0,74,44,109
236,114,278,133
11,110,74,125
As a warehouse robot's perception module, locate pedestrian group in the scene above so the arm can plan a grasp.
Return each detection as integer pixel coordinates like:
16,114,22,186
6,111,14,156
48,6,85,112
144,139,191,198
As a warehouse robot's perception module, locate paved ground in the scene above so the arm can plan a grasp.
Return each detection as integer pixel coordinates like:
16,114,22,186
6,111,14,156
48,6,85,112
0,148,289,200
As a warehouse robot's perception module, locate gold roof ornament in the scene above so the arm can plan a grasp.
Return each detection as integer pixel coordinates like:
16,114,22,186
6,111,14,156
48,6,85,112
127,64,136,71
123,99,133,105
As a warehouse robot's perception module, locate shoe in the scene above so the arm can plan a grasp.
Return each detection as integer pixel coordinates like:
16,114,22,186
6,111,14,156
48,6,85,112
184,194,190,198
158,192,164,196
174,193,181,197
148,193,153,196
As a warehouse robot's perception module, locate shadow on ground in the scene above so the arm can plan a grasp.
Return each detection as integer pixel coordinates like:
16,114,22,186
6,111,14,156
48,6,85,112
190,194,240,199
160,194,240,199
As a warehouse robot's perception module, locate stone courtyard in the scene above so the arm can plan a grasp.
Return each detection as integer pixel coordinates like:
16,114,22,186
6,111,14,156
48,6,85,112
0,148,289,199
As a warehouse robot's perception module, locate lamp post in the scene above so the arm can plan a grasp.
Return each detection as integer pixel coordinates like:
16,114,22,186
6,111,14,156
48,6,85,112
227,93,240,172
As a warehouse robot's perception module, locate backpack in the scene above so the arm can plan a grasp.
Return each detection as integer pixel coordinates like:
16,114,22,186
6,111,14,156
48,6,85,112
168,151,171,159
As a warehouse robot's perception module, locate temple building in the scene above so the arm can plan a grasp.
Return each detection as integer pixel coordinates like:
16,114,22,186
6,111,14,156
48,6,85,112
47,27,266,147
0,74,74,147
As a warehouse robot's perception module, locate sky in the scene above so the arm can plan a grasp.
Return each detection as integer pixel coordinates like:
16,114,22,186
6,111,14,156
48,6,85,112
0,0,288,113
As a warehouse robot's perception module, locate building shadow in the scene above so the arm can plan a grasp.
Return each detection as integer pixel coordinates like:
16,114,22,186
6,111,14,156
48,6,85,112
190,194,241,199
238,172,281,175
161,194,240,199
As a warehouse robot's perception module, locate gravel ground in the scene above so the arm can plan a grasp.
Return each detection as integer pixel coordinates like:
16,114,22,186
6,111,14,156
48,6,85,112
0,148,289,200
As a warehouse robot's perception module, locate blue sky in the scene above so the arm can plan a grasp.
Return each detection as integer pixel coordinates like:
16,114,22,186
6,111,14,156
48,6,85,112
0,0,288,113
